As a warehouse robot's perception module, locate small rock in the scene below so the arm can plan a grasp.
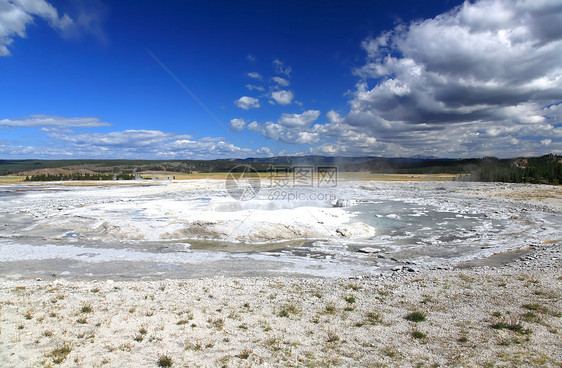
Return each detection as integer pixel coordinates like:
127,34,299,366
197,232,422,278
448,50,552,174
334,199,356,207
392,266,402,272
358,247,382,254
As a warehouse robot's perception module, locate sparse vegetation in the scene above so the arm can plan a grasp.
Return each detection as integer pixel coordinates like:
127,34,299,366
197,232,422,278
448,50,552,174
80,305,92,313
278,303,300,317
323,303,336,315
208,317,224,330
157,354,173,367
185,341,202,351
458,274,474,283
326,331,340,343
491,321,531,335
411,330,426,339
344,295,356,304
405,311,426,322
235,349,252,359
457,335,468,343
48,344,71,364
367,311,383,325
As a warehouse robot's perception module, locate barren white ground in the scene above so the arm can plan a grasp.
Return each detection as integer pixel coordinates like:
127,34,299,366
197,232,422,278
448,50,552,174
0,257,560,367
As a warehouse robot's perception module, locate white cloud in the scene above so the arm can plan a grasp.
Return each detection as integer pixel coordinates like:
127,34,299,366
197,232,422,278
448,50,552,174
340,0,562,157
234,96,260,110
256,146,274,157
273,59,291,76
0,114,111,128
271,90,294,105
4,128,258,159
247,72,262,80
245,110,321,144
245,84,264,92
229,118,245,132
271,76,289,87
247,121,260,132
326,110,344,124
51,129,183,147
0,0,74,56
278,110,320,127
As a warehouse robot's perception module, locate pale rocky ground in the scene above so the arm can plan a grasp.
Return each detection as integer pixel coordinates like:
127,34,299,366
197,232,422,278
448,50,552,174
0,243,560,368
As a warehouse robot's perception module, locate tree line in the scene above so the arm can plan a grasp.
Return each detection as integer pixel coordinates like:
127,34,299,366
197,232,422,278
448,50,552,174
461,155,561,185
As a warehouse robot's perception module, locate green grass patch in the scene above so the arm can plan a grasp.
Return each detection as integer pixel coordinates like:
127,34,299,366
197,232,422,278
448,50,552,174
491,321,531,334
405,311,426,322
157,354,173,367
411,330,426,339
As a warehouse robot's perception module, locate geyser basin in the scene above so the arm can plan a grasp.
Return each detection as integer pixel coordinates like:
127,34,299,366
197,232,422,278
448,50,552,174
0,180,559,279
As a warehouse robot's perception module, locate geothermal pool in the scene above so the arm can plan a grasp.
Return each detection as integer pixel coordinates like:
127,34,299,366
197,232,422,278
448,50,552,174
0,180,559,279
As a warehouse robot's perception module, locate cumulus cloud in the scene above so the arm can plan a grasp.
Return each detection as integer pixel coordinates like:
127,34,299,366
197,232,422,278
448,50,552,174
326,110,344,124
235,96,260,110
341,0,562,157
246,110,321,144
278,110,320,127
11,128,256,159
256,146,274,157
247,72,262,80
50,129,185,147
229,118,246,132
271,76,289,87
0,114,111,128
0,113,261,159
0,0,74,55
271,90,294,105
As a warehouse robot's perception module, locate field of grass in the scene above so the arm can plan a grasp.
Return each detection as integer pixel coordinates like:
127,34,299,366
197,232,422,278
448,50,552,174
0,176,26,184
337,172,461,181
1,172,461,183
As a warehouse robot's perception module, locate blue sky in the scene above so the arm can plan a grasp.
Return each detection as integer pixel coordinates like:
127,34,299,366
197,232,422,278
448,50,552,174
0,0,561,159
